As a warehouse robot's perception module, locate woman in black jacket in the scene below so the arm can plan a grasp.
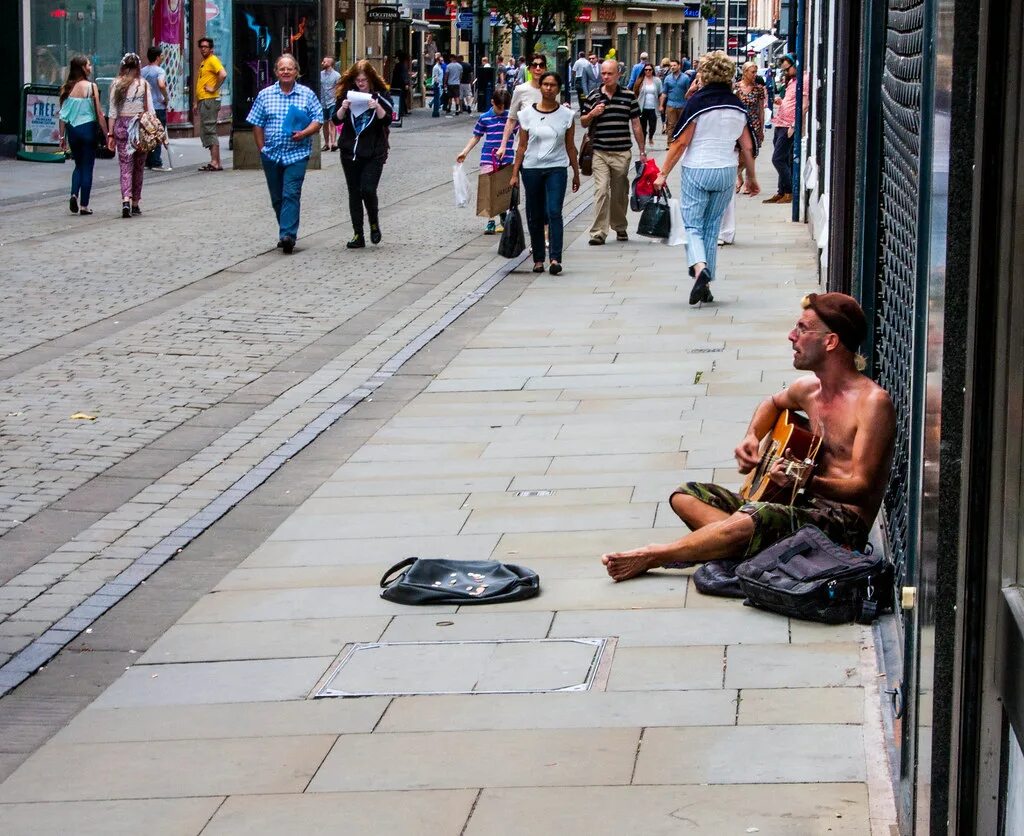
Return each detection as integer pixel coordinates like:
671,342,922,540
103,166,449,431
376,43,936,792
334,60,393,248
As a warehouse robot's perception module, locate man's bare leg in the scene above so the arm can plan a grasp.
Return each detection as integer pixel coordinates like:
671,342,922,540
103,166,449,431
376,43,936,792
601,511,755,582
670,492,732,529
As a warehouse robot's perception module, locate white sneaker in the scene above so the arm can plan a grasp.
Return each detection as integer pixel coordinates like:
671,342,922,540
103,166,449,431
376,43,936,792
154,166,172,172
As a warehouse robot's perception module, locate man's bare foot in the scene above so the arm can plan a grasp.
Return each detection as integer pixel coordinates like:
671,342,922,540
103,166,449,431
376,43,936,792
602,547,663,582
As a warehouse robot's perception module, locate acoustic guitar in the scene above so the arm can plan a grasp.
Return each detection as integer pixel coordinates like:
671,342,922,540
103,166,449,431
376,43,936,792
739,409,823,504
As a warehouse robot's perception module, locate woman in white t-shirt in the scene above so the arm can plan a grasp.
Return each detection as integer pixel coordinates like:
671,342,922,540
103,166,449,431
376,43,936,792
509,72,581,275
654,51,760,305
632,63,662,145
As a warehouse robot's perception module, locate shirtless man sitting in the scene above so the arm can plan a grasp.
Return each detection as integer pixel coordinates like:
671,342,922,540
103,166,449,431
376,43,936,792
602,292,896,582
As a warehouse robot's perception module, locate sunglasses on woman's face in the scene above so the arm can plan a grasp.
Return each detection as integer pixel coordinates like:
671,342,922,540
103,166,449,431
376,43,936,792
531,62,544,68
645,67,654,72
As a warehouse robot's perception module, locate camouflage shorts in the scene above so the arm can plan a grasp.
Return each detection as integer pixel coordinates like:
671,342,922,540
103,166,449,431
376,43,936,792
670,481,870,558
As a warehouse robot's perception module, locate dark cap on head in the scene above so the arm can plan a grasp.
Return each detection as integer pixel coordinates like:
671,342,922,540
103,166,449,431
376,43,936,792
802,293,867,352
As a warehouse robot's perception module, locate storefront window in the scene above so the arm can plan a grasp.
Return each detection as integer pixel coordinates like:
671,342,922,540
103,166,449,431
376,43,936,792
31,0,124,87
152,0,191,125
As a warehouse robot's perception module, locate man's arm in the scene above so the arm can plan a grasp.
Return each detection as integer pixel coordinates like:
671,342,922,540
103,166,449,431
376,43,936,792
734,381,810,472
630,116,647,159
252,125,265,152
806,391,896,504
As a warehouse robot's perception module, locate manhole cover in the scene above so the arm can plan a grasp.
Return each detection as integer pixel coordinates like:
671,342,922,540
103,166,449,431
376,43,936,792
312,638,612,698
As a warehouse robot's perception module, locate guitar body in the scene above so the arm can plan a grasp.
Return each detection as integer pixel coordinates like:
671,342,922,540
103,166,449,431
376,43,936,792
740,410,823,504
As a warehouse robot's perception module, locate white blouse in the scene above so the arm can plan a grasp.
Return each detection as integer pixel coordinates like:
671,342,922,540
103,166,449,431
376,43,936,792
519,104,574,169
681,108,748,169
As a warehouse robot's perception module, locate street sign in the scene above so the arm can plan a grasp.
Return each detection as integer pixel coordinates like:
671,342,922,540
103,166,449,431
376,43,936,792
578,6,592,22
366,4,400,21
456,10,473,28
727,35,739,48
683,7,700,17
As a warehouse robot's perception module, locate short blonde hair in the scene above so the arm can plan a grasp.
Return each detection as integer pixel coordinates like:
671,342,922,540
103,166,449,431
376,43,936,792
742,61,758,75
699,51,736,85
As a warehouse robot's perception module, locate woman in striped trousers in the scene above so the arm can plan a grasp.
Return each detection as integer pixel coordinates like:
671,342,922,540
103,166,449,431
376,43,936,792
653,52,760,305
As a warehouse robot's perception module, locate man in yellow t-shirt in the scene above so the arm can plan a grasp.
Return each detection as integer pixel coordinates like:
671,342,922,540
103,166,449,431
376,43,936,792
194,37,227,170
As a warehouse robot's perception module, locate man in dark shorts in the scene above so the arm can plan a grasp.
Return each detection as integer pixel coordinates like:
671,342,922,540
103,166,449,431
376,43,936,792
603,293,896,582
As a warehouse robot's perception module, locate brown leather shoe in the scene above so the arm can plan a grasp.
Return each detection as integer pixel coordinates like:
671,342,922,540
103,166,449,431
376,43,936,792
777,193,793,204
762,194,782,204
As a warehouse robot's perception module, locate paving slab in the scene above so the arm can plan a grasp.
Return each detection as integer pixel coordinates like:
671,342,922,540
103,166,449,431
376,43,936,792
0,735,337,801
92,657,334,707
464,784,870,835
607,645,727,691
377,689,737,732
307,728,640,792
551,607,790,646
238,533,501,568
138,616,388,663
53,698,389,744
725,643,863,689
0,798,226,836
379,611,553,642
738,687,865,726
202,789,477,836
634,724,866,784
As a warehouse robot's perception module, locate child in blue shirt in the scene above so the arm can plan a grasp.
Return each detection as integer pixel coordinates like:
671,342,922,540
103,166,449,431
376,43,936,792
456,88,517,234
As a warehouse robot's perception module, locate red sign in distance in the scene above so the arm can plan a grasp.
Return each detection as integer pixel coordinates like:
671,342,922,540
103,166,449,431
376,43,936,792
578,7,592,22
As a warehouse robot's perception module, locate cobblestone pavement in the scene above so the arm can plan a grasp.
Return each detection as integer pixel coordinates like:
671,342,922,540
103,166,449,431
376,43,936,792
0,113,485,534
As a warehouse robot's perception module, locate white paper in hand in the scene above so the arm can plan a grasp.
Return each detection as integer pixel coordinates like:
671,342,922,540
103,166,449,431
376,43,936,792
347,91,374,118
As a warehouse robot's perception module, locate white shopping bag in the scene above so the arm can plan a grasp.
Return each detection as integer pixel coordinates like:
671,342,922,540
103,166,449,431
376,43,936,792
666,197,686,247
452,163,469,207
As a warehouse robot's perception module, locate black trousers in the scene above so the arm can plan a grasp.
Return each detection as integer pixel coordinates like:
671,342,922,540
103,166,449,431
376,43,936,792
772,128,794,195
639,108,658,142
341,156,384,233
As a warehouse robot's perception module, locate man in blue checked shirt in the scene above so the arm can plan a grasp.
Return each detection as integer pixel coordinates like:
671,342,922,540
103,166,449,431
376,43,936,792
247,53,322,254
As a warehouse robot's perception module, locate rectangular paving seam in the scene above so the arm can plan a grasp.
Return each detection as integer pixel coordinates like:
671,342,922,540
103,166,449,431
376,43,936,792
0,195,595,698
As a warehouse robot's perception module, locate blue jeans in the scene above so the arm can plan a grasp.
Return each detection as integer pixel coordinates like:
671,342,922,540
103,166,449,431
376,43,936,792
431,83,442,116
520,166,568,263
67,121,98,207
680,166,735,279
145,109,167,167
260,154,308,240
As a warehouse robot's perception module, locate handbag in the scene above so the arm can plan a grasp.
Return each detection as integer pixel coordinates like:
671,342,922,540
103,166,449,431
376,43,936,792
735,525,894,624
379,557,541,605
637,187,672,239
579,125,594,176
93,84,115,159
497,185,526,258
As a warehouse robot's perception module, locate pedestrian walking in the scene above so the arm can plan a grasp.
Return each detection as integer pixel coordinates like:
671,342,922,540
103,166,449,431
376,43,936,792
320,56,341,150
431,53,445,117
633,63,662,145
571,51,590,108
195,37,226,171
580,59,646,245
459,56,473,114
390,51,411,118
58,55,109,216
456,88,516,234
653,52,760,305
660,59,688,145
765,54,807,205
627,51,649,88
106,53,153,219
719,61,768,245
246,54,322,254
445,57,464,116
496,54,547,160
509,72,581,275
141,47,170,171
333,59,393,249
476,56,495,113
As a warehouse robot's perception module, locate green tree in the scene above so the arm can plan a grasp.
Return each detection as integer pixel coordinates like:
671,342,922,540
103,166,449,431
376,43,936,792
491,0,584,58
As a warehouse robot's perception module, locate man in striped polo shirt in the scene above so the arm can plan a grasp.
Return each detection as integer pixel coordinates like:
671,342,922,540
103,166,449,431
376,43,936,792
581,60,647,245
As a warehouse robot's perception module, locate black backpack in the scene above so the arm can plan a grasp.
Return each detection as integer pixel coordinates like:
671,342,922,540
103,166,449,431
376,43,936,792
379,557,540,605
734,525,894,624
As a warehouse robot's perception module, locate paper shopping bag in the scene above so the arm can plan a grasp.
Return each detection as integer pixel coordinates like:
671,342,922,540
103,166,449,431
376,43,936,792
476,164,515,218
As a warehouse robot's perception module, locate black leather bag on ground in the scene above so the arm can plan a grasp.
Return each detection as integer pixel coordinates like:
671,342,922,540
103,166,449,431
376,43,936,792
497,185,526,258
637,188,672,239
735,525,894,624
692,559,747,598
379,557,540,605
